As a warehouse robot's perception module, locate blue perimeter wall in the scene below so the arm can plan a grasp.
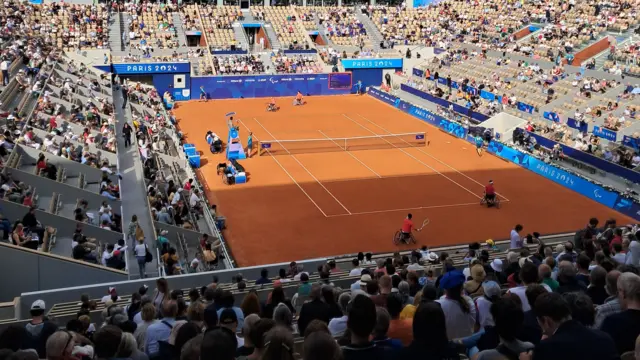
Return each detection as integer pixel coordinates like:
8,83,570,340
191,73,351,99
367,87,640,221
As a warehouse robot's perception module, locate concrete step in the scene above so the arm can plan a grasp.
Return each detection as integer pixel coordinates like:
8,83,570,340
356,9,383,51
263,23,281,50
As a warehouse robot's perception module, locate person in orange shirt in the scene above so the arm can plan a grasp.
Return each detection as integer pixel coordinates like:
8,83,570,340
267,97,277,111
371,307,404,350
294,91,304,106
385,293,413,346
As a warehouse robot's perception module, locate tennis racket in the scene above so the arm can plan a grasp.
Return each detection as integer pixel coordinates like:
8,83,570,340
417,218,430,232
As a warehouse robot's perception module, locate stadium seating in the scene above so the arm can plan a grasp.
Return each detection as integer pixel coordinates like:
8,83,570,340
200,5,242,51
259,6,310,49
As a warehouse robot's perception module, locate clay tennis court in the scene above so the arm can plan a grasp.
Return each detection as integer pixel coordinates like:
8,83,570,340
173,95,634,267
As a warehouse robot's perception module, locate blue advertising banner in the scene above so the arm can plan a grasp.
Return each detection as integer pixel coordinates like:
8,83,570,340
487,141,619,207
527,132,640,184
368,87,401,107
407,105,443,126
368,88,467,138
412,68,425,77
592,126,618,141
439,117,468,139
566,117,589,132
112,62,190,75
401,84,489,122
341,58,404,69
480,90,496,101
517,102,535,114
613,196,640,219
192,73,351,99
543,111,560,122
622,135,640,151
212,50,247,55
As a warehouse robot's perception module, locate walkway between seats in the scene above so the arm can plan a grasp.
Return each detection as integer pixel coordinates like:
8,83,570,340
112,87,159,279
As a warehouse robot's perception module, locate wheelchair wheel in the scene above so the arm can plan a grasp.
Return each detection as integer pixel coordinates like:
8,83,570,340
479,197,486,206
494,197,501,209
393,230,402,245
409,233,417,244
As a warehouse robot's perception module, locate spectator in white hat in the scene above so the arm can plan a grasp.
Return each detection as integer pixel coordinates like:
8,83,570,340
101,287,121,304
351,273,372,292
25,300,58,358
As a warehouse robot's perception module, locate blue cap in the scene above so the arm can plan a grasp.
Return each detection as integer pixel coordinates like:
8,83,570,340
439,270,466,290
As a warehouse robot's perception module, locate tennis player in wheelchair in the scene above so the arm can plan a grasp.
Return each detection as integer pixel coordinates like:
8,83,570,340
482,180,497,207
399,213,417,244
293,91,305,106
267,97,279,112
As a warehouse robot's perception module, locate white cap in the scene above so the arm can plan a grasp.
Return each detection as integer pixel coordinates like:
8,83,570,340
31,300,46,311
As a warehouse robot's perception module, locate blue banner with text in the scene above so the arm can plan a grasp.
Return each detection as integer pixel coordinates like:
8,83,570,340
341,58,404,69
112,62,191,75
592,126,618,142
623,136,640,151
487,141,620,208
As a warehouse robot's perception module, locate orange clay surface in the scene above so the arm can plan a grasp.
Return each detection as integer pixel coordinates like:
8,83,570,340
173,95,635,267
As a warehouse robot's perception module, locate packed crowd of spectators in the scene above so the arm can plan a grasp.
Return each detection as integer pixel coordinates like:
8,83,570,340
22,2,110,50
212,55,265,75
271,54,323,74
123,2,181,51
4,216,640,360
315,7,368,47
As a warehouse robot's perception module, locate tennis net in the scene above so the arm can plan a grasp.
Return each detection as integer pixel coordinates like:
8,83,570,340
258,132,426,156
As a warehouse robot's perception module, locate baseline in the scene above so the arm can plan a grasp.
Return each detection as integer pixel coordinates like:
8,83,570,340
325,201,503,217
253,117,353,215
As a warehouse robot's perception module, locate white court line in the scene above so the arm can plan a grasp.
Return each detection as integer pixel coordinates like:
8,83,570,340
236,118,329,217
317,129,382,178
342,114,482,200
325,201,489,217
357,112,511,202
253,117,352,215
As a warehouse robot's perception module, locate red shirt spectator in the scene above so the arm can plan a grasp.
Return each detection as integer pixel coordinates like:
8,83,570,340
610,234,622,252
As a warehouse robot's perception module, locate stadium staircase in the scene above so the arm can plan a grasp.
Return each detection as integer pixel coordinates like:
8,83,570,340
232,23,251,52
586,36,634,70
263,23,282,51
241,9,255,22
172,13,188,48
112,86,159,279
108,12,125,54
258,51,275,70
314,18,335,48
356,8,383,51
